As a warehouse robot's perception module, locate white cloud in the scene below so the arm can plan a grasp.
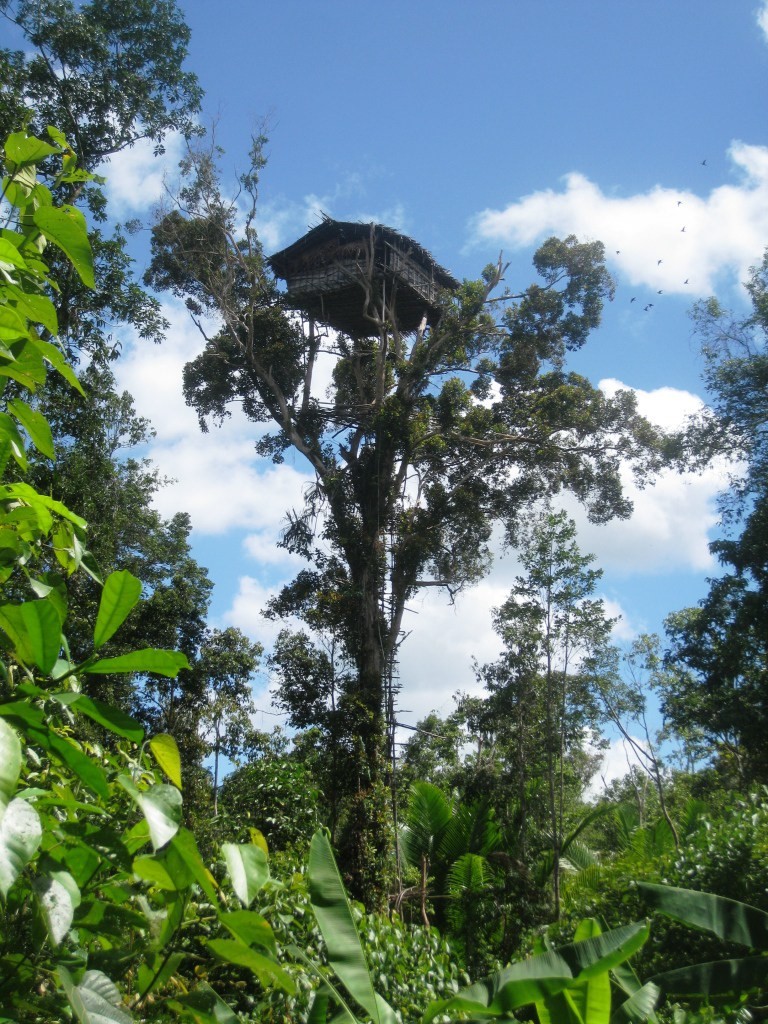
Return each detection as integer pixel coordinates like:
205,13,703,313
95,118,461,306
115,300,205,440
148,439,313,534
572,471,721,575
471,142,768,295
604,378,700,432
602,598,636,643
758,1,768,42
394,555,635,725
242,531,306,569
224,575,284,647
559,380,733,574
114,298,315,535
395,578,507,723
101,132,185,218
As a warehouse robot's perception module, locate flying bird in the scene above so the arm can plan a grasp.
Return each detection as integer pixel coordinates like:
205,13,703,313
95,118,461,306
684,278,689,284
681,226,686,232
657,290,663,294
701,159,707,166
677,200,683,207
630,297,636,303
657,259,663,266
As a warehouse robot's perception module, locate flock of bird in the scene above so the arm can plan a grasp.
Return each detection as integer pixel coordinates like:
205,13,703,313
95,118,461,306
614,159,707,312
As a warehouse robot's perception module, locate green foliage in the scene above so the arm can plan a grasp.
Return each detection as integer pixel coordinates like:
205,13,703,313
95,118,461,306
665,250,768,784
474,506,613,921
361,912,465,1021
640,883,768,1008
219,753,321,852
398,779,554,973
306,830,398,1024
2,0,217,803
0,123,299,1023
557,787,768,1012
424,916,654,1024
195,626,262,807
667,790,768,911
298,830,465,1024
0,0,202,169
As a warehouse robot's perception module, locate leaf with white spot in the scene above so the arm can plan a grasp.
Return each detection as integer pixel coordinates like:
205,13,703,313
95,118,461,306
0,796,41,897
35,869,80,945
118,776,181,851
222,843,269,908
59,966,133,1024
0,717,21,810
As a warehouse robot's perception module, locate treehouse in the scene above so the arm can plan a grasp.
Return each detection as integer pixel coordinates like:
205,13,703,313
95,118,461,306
268,216,459,337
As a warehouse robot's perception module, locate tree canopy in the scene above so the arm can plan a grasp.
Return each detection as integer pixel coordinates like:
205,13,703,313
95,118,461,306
663,251,768,785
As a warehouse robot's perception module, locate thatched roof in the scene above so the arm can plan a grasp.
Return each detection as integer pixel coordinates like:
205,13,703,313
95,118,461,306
269,217,459,337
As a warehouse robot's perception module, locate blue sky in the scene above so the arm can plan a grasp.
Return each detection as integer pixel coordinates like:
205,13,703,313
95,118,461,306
100,2,768,775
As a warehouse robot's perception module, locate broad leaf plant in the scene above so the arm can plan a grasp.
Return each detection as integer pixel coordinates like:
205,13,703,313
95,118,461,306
0,127,293,1022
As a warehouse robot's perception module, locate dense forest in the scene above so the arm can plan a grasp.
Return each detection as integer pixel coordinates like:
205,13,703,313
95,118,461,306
1,2,768,1022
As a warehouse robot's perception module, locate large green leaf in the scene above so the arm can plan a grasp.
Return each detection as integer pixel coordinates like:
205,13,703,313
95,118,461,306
221,842,269,907
638,883,768,948
7,398,53,459
207,938,296,994
0,236,30,269
547,921,651,984
535,984,582,1024
46,731,109,799
611,961,659,1024
94,570,142,649
536,920,612,1024
35,869,80,945
308,830,398,1024
0,701,108,799
118,777,181,851
58,966,133,1024
55,692,144,744
609,982,660,1024
3,283,58,334
33,205,94,288
150,733,182,788
0,718,21,809
167,982,238,1023
27,336,85,395
572,919,611,1024
0,482,87,527
136,951,185,1001
307,986,332,1024
132,855,177,890
5,132,60,168
0,412,28,471
433,951,574,1021
0,598,62,673
220,909,277,955
0,796,42,897
649,957,768,999
400,781,453,867
0,303,29,342
440,797,503,865
447,852,490,898
424,921,650,1023
167,828,219,904
86,649,190,677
